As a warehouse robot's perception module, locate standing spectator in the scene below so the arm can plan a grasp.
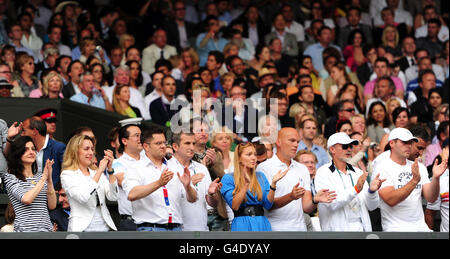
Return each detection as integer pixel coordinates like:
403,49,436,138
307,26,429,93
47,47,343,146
60,135,118,232
111,124,143,231
220,142,286,231
124,127,193,232
7,116,66,186
314,132,384,231
3,136,56,232
376,127,448,231
142,28,178,75
167,131,222,231
257,128,336,231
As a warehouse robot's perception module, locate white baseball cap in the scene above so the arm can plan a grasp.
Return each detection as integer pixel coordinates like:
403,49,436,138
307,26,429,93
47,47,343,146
388,128,418,142
327,132,359,149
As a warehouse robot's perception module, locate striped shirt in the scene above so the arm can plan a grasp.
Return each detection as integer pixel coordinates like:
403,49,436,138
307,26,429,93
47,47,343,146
3,172,53,232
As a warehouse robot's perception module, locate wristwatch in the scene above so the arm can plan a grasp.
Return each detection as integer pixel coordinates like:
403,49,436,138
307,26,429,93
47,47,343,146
107,168,115,175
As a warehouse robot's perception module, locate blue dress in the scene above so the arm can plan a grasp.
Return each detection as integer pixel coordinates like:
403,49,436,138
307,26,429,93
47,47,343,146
220,172,273,231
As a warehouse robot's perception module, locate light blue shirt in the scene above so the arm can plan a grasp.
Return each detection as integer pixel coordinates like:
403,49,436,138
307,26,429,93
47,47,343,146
303,43,341,72
195,33,228,66
297,140,330,169
70,92,106,110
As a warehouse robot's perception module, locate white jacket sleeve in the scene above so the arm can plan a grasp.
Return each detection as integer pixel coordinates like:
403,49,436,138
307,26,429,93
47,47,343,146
314,168,357,211
61,170,99,204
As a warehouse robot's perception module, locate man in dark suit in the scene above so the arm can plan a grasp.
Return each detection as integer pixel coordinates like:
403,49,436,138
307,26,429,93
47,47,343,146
396,36,417,72
62,60,85,99
17,116,66,186
150,75,184,127
50,182,70,231
337,7,373,49
164,0,198,53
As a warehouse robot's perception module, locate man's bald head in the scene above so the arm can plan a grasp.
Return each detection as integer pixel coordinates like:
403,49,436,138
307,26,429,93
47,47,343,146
276,127,300,159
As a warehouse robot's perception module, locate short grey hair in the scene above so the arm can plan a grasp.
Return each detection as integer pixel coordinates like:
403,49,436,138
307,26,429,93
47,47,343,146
79,71,93,83
114,65,130,77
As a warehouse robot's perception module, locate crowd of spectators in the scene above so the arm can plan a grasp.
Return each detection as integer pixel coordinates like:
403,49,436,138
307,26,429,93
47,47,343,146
0,0,448,233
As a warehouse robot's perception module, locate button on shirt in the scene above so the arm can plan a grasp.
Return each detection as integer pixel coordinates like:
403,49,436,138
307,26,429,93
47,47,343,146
167,157,210,231
112,152,143,217
297,141,330,168
256,154,311,231
122,156,186,225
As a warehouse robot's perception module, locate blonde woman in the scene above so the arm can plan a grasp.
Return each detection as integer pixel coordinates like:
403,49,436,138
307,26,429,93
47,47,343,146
29,71,64,98
60,135,118,232
112,85,142,118
211,126,235,173
381,25,402,58
220,142,287,231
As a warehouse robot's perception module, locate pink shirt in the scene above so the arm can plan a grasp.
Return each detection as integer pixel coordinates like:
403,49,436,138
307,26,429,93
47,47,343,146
29,89,64,98
364,76,404,95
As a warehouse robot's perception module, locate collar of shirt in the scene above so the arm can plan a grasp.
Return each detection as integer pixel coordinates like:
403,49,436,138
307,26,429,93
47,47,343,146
120,151,141,162
298,140,320,152
170,156,196,172
271,153,296,170
161,95,175,106
141,154,167,171
40,134,50,152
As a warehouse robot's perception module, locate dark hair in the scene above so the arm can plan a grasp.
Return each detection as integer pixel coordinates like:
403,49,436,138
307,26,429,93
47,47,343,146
126,60,143,86
68,126,95,144
254,44,269,61
428,18,442,28
141,126,166,144
418,69,435,83
155,59,173,71
336,119,352,132
27,117,47,136
208,50,225,65
118,124,141,154
55,55,72,69
6,136,37,182
367,101,390,128
437,121,449,141
348,29,366,46
408,125,430,143
67,60,84,78
375,57,389,67
392,107,410,125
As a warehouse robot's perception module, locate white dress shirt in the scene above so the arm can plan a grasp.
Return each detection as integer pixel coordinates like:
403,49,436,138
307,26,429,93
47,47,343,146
167,157,209,231
142,44,178,75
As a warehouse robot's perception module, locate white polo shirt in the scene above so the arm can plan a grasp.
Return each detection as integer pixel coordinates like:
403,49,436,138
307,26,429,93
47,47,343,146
167,157,211,231
375,157,432,232
112,152,143,217
123,156,186,225
256,154,311,231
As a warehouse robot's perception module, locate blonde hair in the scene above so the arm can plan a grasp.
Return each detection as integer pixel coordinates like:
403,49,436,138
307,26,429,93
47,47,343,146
62,135,97,171
382,25,399,47
294,150,318,164
42,71,63,97
232,143,262,201
112,85,131,115
182,47,200,71
211,126,233,147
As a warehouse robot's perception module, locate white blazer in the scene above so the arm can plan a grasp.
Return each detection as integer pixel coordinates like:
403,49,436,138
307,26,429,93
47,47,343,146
314,163,379,232
61,168,118,232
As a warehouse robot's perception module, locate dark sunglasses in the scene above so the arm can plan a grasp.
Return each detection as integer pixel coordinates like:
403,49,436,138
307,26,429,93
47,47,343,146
341,143,354,150
343,108,355,113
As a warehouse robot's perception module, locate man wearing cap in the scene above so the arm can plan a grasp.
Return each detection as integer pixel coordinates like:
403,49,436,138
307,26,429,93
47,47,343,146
34,108,58,140
314,132,385,231
375,127,448,232
0,76,13,98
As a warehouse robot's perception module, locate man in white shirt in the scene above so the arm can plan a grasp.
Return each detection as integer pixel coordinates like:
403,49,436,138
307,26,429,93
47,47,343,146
111,124,144,231
144,71,165,120
376,128,448,231
167,131,222,231
124,126,195,231
315,132,384,231
257,127,336,231
142,29,177,75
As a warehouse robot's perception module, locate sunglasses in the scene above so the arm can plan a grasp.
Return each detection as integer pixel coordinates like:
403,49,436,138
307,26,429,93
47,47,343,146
341,143,354,150
342,108,355,113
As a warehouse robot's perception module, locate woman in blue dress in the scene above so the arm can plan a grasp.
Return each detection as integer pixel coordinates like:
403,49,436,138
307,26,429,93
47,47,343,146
220,142,287,231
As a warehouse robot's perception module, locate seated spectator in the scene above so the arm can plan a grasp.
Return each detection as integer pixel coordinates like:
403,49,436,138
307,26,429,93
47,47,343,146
324,99,356,139
424,121,449,167
195,15,228,67
297,116,329,168
415,5,449,42
356,44,377,86
366,76,407,117
337,119,353,136
404,48,446,84
70,72,114,111
13,52,39,97
406,57,444,93
337,6,373,49
381,25,403,58
366,101,392,143
342,29,367,72
142,28,178,75
62,60,85,99
264,12,298,60
416,19,444,60
29,71,64,99
112,85,142,118
396,36,417,72
149,75,183,127
304,26,341,73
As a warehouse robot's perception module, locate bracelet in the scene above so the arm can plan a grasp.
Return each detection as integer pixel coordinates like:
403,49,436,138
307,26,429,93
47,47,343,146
368,188,376,194
6,137,13,143
312,196,319,205
107,168,115,175
354,185,360,194
270,185,276,191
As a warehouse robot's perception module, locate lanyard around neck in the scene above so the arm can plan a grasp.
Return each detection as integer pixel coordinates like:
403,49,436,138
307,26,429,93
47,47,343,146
336,166,355,189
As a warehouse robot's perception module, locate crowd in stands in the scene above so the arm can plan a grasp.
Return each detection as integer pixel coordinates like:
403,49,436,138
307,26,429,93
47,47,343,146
0,0,448,233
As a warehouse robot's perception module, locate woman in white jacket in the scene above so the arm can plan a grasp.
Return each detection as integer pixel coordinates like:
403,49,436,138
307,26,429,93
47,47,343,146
61,134,118,232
